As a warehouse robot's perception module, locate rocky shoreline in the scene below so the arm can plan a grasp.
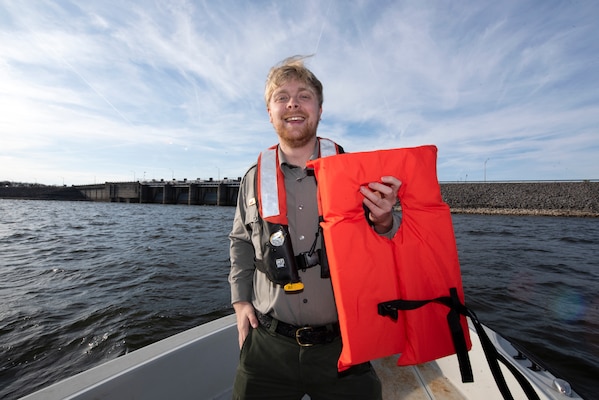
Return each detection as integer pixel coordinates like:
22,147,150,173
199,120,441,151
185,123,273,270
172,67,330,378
448,207,597,217
441,181,598,217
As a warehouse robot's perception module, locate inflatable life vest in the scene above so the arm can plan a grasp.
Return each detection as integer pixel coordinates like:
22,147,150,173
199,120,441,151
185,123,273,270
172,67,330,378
307,145,472,373
256,137,340,225
254,137,341,292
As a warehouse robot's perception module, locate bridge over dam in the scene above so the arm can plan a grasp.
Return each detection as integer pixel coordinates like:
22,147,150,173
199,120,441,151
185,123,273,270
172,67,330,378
74,179,240,206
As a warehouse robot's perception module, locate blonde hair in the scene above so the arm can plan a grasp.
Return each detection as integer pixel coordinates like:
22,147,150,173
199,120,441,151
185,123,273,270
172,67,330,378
264,55,323,107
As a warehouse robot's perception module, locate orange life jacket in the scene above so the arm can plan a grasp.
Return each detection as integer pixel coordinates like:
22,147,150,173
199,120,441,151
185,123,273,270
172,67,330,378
307,145,472,372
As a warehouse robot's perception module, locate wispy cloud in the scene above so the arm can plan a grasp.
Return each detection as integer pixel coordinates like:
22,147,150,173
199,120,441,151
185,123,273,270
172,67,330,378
1,0,597,184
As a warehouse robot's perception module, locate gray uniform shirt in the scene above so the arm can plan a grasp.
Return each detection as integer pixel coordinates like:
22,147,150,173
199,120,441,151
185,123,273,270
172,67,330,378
228,142,400,326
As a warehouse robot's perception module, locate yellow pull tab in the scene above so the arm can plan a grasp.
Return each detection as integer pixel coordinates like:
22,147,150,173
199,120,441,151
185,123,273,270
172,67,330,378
284,282,305,293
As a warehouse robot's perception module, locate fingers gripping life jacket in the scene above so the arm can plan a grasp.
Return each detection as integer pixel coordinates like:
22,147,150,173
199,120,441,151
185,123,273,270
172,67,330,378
254,137,341,292
307,145,472,374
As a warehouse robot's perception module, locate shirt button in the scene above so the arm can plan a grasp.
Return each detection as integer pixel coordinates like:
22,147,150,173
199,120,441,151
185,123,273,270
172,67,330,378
299,235,305,241
298,205,304,210
303,299,308,304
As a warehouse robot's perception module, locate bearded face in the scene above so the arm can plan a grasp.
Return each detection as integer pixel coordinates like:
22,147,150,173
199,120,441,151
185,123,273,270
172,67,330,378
268,79,322,149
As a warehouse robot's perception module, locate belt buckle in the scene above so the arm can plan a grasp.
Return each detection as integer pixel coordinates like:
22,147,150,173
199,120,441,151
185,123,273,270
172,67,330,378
295,326,314,347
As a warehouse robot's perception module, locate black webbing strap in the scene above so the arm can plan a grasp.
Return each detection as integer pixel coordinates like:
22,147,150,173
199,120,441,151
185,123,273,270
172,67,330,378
378,288,473,383
377,289,541,400
466,308,541,400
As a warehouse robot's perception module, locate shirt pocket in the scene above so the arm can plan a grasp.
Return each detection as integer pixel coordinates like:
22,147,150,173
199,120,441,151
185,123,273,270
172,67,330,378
244,203,264,260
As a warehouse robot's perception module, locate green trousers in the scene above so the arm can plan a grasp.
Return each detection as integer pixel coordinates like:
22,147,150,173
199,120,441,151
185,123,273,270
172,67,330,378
232,324,382,400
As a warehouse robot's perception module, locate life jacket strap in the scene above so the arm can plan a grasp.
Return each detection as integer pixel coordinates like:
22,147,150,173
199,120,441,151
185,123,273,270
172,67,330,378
378,288,472,383
378,289,541,400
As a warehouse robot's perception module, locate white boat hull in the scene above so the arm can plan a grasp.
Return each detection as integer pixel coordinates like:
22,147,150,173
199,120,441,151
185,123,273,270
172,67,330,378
20,315,582,400
20,315,239,400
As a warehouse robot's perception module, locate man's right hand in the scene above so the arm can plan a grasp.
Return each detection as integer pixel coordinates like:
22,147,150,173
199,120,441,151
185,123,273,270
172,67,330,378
232,301,259,349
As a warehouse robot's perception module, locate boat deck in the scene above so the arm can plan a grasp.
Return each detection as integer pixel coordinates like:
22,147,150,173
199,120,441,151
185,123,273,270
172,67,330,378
373,355,466,399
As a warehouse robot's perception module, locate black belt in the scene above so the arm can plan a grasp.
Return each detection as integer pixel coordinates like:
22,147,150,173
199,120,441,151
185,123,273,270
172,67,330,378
256,312,340,346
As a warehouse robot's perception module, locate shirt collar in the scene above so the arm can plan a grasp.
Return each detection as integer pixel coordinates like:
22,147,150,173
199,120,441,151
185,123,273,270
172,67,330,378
278,140,320,169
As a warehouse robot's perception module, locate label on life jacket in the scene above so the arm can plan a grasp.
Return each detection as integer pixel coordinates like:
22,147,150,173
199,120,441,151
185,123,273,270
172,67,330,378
307,145,471,371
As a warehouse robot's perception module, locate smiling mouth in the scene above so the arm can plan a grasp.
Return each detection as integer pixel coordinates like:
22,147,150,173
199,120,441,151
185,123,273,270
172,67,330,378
284,115,306,122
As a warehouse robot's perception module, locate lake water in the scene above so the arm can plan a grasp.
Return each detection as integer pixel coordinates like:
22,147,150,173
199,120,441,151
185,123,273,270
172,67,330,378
0,199,597,399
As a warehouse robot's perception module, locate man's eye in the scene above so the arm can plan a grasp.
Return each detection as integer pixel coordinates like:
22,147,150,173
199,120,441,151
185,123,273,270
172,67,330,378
275,95,289,102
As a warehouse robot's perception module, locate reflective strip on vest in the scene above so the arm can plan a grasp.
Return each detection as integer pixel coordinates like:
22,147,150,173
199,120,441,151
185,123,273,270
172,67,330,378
307,145,471,372
318,137,338,158
258,147,280,221
258,137,339,223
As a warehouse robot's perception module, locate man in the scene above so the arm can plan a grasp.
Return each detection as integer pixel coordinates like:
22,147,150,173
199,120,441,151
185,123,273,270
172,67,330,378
228,56,401,399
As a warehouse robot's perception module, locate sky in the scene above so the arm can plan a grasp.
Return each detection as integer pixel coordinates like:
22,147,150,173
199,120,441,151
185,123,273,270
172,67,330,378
1,0,598,185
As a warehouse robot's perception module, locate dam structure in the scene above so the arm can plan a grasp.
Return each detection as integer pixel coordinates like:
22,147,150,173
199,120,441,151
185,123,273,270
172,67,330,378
75,179,240,206
66,179,599,216
1,180,597,217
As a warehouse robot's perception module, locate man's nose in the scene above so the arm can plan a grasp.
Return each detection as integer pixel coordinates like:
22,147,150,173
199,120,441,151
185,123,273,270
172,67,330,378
286,97,300,109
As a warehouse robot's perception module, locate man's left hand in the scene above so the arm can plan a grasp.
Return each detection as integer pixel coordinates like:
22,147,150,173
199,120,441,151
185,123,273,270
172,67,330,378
360,176,401,234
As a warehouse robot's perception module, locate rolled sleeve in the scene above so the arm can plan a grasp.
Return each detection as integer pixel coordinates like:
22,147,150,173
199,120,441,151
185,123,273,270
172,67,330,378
378,212,401,239
228,168,259,304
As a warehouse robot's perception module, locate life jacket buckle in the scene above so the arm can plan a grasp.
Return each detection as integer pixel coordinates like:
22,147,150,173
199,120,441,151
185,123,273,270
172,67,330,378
295,326,314,347
297,250,320,270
